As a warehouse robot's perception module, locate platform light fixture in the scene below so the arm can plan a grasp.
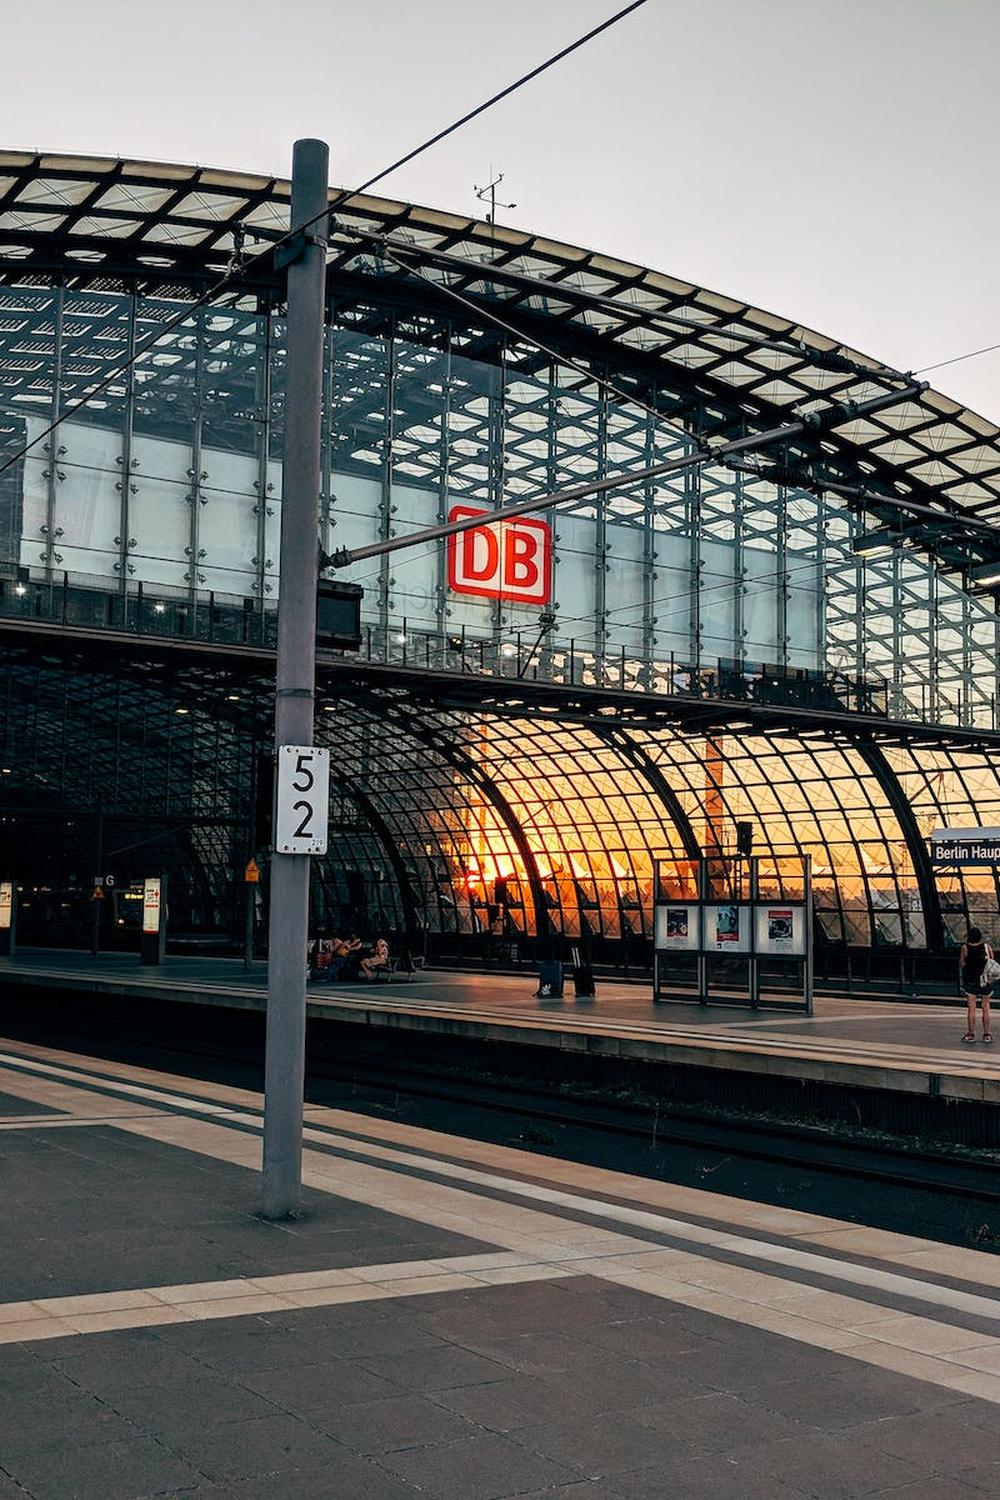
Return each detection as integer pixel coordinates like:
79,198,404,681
851,527,899,559
969,560,1000,590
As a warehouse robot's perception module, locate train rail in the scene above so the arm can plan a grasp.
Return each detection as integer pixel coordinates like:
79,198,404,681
4,986,998,1256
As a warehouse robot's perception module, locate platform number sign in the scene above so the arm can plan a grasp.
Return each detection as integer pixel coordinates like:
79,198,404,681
274,745,330,855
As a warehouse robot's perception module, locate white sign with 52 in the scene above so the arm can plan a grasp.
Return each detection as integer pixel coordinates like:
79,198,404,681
274,745,331,855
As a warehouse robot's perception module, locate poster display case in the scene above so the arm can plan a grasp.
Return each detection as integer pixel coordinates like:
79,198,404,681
703,902,752,954
653,854,812,1013
754,902,808,957
0,880,14,956
653,902,702,952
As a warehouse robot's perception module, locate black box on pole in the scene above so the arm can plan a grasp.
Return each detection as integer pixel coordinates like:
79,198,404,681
316,579,363,650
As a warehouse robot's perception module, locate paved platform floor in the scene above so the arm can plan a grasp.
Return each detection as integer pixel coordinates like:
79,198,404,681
2,1034,1000,1496
3,950,999,1098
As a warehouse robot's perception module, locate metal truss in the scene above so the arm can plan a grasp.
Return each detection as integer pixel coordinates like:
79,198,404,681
1,151,1000,959
2,635,999,959
1,277,997,726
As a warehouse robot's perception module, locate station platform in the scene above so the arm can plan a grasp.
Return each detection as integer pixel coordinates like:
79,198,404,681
1,949,998,1116
1,1030,1000,1498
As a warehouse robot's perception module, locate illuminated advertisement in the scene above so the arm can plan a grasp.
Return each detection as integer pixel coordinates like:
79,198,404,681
142,877,162,935
704,903,751,954
754,903,807,957
653,903,701,951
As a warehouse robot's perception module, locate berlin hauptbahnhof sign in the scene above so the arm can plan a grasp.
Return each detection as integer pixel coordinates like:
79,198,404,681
930,827,1000,866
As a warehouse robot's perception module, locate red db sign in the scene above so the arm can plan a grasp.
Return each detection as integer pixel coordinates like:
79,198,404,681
447,506,552,605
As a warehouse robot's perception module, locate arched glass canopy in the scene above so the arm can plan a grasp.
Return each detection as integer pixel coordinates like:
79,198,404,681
1,151,1000,962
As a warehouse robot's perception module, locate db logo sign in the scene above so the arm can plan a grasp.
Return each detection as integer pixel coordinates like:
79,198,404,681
447,506,552,605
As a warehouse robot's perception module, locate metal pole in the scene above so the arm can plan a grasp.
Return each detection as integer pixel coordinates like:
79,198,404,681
90,807,104,959
244,880,254,973
749,855,759,1011
261,138,329,1220
804,853,814,1015
697,855,708,1005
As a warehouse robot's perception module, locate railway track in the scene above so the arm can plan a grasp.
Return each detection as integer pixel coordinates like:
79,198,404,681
5,996,999,1246
305,1050,1000,1207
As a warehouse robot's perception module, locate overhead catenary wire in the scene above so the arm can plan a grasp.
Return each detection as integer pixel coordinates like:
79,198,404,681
346,227,698,443
0,0,649,484
915,339,1000,377
336,231,1000,550
326,385,928,574
362,548,826,644
355,225,912,388
329,231,1000,555
541,552,832,638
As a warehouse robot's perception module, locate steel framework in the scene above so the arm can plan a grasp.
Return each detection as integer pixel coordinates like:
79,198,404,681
1,151,1000,961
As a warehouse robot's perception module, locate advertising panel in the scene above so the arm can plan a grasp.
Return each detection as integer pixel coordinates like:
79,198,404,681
142,877,162,936
754,903,807,957
704,903,752,954
653,903,701,951
0,882,11,931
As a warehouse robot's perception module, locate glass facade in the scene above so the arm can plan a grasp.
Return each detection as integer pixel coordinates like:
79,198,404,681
4,653,1000,960
1,282,997,720
2,151,1000,961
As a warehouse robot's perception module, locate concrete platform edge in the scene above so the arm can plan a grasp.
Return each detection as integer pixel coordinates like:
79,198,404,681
3,964,997,1110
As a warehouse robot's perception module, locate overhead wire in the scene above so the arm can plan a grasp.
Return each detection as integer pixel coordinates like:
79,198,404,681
334,229,1000,551
353,226,912,388
343,227,697,442
364,542,844,655
0,0,649,484
519,552,833,641
915,339,1000,377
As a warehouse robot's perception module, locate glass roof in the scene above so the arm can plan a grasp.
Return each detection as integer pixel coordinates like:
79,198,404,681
1,149,999,541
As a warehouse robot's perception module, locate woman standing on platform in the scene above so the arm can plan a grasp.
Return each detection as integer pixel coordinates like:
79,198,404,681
960,926,993,1043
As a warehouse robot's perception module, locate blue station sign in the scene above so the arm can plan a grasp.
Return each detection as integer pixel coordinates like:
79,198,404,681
930,827,1000,866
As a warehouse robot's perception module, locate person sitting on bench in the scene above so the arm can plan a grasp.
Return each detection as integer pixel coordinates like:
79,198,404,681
359,936,391,981
311,934,361,983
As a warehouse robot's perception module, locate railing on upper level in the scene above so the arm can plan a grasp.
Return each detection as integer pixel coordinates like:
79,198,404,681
0,567,993,732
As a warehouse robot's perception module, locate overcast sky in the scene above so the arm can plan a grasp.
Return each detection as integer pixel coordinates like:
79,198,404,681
6,0,999,418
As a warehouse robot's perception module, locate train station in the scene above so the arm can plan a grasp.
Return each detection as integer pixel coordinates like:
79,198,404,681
1,150,999,982
3,6,1000,1491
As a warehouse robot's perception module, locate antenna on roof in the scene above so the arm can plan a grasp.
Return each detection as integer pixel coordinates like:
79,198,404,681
474,169,516,226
